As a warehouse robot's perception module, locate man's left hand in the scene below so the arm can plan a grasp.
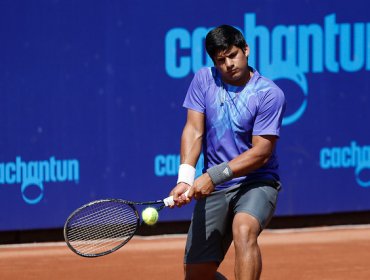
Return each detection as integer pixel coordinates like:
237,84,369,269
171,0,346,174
187,173,215,200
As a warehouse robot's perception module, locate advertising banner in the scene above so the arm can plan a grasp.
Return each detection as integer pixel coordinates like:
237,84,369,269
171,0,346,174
1,0,369,230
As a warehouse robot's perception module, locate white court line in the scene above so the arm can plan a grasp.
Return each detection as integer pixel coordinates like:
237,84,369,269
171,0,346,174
1,224,370,249
0,234,188,249
263,223,370,234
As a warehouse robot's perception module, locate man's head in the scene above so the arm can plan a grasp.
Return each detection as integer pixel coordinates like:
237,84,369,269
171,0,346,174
205,25,247,60
205,25,250,86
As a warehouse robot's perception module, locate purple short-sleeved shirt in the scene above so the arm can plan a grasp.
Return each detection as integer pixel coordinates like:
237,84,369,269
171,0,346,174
183,67,286,190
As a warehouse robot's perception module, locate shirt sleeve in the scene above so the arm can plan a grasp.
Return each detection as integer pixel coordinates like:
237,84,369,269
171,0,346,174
183,69,207,113
253,87,286,137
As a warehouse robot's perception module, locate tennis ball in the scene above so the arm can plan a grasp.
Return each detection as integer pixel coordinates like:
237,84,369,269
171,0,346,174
141,207,158,226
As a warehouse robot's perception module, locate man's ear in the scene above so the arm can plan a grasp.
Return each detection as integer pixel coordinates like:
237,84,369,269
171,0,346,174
244,45,250,57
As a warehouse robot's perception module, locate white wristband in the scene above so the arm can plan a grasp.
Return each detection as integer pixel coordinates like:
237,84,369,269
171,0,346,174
177,164,196,186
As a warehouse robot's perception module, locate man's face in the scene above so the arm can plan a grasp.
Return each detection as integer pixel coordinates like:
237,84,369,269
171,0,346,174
214,45,250,86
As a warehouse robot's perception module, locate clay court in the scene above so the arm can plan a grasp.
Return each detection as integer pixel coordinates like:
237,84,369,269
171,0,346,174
1,225,370,280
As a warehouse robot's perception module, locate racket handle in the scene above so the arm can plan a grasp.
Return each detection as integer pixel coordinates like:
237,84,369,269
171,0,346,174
163,189,190,207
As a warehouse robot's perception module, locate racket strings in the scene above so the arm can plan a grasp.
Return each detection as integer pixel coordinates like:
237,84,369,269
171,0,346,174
65,201,138,256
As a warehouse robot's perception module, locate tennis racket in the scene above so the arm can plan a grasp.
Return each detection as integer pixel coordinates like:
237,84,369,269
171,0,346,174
63,190,189,258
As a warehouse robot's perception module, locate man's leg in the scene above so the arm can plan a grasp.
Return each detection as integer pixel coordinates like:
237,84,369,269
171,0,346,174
184,187,233,280
184,263,219,280
232,212,262,280
231,183,279,280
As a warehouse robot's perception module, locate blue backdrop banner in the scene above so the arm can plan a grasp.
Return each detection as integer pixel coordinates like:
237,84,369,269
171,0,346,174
1,0,370,230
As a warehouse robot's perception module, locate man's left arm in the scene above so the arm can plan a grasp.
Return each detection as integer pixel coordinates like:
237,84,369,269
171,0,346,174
189,135,276,199
228,135,277,177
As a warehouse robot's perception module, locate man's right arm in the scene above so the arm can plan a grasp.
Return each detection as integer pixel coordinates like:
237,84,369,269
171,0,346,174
169,109,204,206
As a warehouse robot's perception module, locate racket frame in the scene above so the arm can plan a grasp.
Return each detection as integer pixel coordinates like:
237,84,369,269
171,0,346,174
63,198,166,257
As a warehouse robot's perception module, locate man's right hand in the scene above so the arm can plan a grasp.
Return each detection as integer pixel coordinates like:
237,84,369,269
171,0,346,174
169,182,191,207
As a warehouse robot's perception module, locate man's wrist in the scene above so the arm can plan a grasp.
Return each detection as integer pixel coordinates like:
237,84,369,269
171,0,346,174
206,162,233,186
177,164,196,186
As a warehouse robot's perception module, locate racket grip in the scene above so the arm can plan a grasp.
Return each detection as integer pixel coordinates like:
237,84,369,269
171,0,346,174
163,189,190,207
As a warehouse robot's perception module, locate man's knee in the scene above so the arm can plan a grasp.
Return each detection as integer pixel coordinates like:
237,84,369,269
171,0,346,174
232,212,261,245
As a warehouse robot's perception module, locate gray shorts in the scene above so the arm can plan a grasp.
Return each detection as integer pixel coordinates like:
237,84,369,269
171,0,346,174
184,180,280,265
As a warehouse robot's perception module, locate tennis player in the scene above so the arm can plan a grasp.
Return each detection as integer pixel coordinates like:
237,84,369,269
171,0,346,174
169,25,286,280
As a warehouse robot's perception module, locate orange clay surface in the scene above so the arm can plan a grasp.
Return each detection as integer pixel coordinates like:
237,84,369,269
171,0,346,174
1,225,370,280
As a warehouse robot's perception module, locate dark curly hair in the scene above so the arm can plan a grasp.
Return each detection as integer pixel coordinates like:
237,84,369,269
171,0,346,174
205,25,247,61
